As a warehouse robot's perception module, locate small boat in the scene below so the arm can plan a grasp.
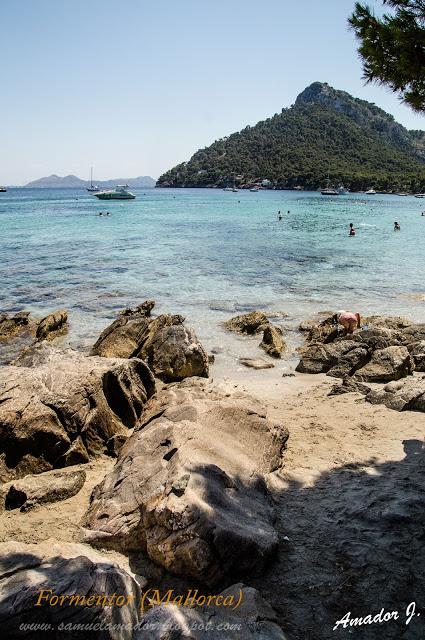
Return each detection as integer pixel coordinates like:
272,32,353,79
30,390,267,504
232,187,239,192
94,185,136,200
365,189,376,195
321,187,339,196
87,167,100,192
250,187,260,192
414,193,425,198
0,187,7,192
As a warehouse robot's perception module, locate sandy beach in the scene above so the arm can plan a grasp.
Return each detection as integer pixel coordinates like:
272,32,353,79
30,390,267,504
1,339,424,638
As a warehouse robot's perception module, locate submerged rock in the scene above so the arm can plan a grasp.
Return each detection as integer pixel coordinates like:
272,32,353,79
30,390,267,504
0,540,140,639
136,583,288,639
0,311,32,339
1,467,86,512
224,311,269,335
91,302,209,382
0,342,155,482
240,357,275,369
36,309,68,341
83,378,288,586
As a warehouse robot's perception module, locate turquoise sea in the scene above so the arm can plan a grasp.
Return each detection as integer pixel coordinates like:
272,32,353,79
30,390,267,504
1,187,424,368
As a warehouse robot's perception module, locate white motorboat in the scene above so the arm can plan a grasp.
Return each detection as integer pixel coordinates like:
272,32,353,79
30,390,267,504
365,189,376,195
414,193,425,198
321,187,339,196
0,187,7,192
94,185,136,200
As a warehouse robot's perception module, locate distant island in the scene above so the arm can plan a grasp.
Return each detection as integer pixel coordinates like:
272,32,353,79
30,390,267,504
157,82,425,192
22,175,156,189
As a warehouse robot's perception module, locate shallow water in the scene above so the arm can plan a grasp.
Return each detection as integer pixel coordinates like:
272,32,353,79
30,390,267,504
1,187,424,370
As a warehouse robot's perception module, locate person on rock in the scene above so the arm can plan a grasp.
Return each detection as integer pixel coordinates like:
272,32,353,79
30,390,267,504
333,310,361,334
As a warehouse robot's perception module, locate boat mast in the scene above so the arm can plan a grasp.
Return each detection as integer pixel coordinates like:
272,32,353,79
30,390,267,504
90,167,93,188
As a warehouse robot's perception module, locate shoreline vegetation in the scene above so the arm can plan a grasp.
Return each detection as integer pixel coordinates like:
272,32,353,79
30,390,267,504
157,82,425,193
1,302,425,637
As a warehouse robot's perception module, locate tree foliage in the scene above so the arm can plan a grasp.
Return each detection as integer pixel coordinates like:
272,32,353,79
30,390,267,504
349,0,425,112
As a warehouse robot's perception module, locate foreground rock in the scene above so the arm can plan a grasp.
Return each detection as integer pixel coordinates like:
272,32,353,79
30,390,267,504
366,375,425,412
83,378,288,586
0,540,140,639
1,467,86,512
136,583,288,639
91,301,209,382
0,342,155,481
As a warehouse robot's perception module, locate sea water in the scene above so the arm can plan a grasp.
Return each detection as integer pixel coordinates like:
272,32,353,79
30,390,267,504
1,187,424,369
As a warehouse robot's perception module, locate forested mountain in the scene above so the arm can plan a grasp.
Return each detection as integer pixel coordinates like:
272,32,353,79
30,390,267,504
157,82,425,192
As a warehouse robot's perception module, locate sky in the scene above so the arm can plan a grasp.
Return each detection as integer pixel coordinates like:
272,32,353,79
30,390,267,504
1,0,424,185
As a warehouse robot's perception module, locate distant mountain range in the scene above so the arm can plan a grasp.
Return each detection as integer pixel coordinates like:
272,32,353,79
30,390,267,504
157,82,425,192
22,174,156,189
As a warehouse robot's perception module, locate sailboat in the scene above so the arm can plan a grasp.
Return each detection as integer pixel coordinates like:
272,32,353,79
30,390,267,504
321,160,340,196
87,168,100,193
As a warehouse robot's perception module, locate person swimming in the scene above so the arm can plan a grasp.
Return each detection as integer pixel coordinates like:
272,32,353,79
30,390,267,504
394,221,401,231
333,310,361,334
278,210,282,221
349,223,356,236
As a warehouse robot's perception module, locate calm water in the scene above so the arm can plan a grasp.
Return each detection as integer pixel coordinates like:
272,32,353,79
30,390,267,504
1,187,424,368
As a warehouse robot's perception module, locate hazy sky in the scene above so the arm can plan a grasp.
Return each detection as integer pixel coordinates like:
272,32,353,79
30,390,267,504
1,0,424,185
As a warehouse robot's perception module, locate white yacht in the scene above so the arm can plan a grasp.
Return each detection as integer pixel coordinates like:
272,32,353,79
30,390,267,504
0,187,7,192
414,193,425,198
95,185,136,200
365,188,377,195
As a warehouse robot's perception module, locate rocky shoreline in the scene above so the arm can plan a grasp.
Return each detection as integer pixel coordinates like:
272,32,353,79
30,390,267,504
0,302,424,638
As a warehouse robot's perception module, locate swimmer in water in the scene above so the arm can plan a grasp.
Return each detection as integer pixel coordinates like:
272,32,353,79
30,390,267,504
394,221,401,231
333,310,361,334
278,210,282,221
349,223,356,236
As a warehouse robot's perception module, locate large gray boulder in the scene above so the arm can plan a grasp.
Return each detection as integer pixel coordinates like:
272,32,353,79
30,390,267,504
0,467,86,512
0,343,155,482
83,379,288,586
366,376,425,412
354,346,413,383
0,540,141,639
135,583,288,639
91,302,209,382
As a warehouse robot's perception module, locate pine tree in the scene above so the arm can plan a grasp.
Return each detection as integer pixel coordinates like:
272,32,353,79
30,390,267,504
349,1,425,112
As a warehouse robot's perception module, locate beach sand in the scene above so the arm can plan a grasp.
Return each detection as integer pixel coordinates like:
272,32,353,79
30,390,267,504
1,363,423,638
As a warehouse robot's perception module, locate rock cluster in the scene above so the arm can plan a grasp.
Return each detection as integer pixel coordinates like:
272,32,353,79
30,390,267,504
0,342,155,481
296,316,423,382
83,378,288,586
225,311,286,359
91,301,209,381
